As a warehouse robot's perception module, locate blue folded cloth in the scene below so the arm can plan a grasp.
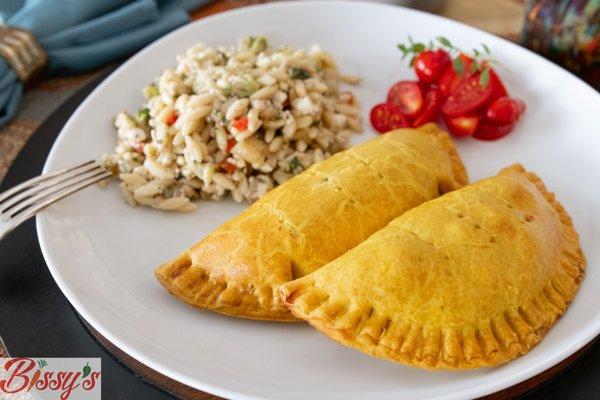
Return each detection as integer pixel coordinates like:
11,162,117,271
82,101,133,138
0,0,210,128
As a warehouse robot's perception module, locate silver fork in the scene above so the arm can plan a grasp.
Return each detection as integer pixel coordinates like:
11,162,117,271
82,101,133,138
0,160,111,241
0,334,8,357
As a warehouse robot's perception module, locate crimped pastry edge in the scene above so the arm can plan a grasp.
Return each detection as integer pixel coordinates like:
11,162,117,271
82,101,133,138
155,252,300,321
280,164,585,368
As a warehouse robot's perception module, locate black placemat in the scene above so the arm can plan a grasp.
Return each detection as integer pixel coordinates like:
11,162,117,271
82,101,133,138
0,71,598,400
0,71,171,400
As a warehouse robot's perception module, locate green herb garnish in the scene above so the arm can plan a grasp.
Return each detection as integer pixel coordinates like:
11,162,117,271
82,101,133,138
397,35,500,87
136,108,150,124
452,57,464,75
479,67,490,87
290,67,310,80
250,36,268,53
288,156,301,172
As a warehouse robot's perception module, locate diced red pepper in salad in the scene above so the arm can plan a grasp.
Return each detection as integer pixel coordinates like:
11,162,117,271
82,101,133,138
232,116,249,131
226,138,236,153
220,160,237,174
338,91,355,105
165,111,178,126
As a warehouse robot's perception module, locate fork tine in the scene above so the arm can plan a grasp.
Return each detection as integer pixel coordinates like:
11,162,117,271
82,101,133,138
0,162,104,213
8,171,112,229
3,168,109,219
0,160,95,204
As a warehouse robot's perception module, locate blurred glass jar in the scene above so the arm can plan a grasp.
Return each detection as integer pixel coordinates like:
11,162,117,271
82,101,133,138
375,0,445,13
522,0,600,89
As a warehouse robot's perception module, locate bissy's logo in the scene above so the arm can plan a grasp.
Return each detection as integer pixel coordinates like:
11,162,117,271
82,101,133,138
0,358,101,400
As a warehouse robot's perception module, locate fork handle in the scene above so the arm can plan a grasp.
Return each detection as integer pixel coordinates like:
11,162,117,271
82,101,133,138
0,335,9,357
0,219,14,242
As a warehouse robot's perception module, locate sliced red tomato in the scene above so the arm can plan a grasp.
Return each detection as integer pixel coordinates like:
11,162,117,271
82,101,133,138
515,98,526,114
473,121,514,141
413,49,451,84
441,73,494,117
417,80,433,93
486,97,526,124
386,81,423,117
444,114,480,137
439,67,461,97
438,53,474,96
489,68,508,100
412,86,443,127
370,103,410,133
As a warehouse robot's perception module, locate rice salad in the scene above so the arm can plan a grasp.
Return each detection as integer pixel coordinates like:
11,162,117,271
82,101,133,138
102,36,362,212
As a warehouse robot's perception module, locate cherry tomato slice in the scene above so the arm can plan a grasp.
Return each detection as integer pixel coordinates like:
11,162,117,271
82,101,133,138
489,68,508,100
486,97,526,124
444,114,480,137
473,121,515,141
413,49,451,84
412,86,443,127
438,54,474,96
370,103,410,133
441,73,494,117
386,81,423,117
514,98,526,114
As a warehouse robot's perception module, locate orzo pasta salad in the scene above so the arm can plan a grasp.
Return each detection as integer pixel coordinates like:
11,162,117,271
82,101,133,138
102,36,362,212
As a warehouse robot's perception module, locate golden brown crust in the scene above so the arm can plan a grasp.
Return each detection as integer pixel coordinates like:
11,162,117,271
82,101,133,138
155,124,468,321
417,123,468,191
281,164,585,368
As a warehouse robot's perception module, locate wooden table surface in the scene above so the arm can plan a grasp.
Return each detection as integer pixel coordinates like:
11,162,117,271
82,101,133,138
8,1,585,399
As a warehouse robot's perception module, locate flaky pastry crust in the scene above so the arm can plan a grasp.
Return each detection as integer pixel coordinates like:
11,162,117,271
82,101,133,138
156,124,467,321
281,164,585,368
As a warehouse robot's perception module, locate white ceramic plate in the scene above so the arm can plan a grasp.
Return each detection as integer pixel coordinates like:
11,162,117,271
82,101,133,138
37,2,600,399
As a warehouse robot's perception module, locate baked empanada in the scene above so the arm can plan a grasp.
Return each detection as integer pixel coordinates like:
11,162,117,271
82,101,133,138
156,124,467,321
281,164,585,368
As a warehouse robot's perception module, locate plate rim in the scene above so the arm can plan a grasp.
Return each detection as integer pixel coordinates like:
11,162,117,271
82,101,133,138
36,1,600,399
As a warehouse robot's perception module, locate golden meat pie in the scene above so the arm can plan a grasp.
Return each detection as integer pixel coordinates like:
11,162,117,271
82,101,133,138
281,164,585,368
156,123,467,321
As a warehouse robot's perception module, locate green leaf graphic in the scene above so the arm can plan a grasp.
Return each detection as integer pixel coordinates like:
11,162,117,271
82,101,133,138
82,362,91,379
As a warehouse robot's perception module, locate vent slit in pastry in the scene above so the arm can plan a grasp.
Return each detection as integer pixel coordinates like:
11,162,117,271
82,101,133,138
156,123,468,321
281,164,585,368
